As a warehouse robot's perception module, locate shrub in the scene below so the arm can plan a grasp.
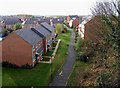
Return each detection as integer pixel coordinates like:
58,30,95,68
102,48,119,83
2,61,19,68
2,61,33,69
96,72,118,88
13,23,22,30
54,24,64,34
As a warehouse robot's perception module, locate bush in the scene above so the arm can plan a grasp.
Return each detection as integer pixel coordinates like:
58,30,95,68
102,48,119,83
54,24,64,34
13,23,22,30
2,61,33,69
97,72,117,88
2,61,19,68
2,29,9,37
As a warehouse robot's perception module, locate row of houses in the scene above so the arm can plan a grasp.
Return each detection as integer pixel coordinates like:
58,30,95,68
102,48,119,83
67,15,107,43
2,22,56,67
0,16,65,30
78,16,109,43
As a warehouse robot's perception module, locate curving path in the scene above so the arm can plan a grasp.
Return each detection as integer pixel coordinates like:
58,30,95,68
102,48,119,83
49,29,76,86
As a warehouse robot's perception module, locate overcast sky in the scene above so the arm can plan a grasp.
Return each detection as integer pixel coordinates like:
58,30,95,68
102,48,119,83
0,0,110,16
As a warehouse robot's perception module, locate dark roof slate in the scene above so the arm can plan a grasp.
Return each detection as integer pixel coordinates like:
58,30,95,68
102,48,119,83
2,16,21,25
69,15,79,19
41,22,54,32
15,28,42,46
33,25,51,38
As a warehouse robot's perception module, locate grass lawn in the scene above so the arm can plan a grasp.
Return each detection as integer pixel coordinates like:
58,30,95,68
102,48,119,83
52,31,71,76
67,61,90,86
2,30,71,86
2,63,51,86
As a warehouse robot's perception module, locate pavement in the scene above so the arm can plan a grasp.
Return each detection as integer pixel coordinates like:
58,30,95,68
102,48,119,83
49,29,76,86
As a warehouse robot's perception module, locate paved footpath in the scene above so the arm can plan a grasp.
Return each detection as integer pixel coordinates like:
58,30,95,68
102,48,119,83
49,29,76,86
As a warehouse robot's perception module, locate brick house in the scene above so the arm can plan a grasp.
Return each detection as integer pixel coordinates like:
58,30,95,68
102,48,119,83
41,22,55,40
33,25,52,53
1,16,21,29
84,16,108,43
2,28,44,67
67,15,80,28
72,18,80,28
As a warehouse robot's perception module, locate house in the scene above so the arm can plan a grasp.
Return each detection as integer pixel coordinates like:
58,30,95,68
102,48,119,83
72,18,80,28
84,16,108,43
19,17,39,28
41,22,55,40
2,27,44,67
67,15,80,28
67,15,79,23
33,25,52,53
1,16,21,29
78,20,87,39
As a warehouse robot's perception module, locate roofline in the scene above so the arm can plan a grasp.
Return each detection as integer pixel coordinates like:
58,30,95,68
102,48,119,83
41,23,52,33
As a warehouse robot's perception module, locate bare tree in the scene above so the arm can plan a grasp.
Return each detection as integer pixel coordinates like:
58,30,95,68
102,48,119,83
91,0,119,16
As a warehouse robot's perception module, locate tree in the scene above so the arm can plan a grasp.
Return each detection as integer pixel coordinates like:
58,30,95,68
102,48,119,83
91,0,120,52
13,23,22,30
54,24,64,34
91,1,120,87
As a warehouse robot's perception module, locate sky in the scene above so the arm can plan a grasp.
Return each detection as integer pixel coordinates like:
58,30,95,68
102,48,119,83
0,0,108,16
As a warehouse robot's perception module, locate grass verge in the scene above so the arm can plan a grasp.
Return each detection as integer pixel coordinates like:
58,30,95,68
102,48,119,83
67,61,90,86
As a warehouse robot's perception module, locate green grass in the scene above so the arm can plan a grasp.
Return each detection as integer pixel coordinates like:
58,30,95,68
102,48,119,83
2,63,51,86
2,30,71,86
67,61,90,86
52,30,71,76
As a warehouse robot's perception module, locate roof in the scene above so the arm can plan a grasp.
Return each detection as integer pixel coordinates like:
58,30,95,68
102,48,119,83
41,22,54,32
25,17,38,24
38,18,51,24
52,18,64,24
37,47,43,54
69,15,79,19
15,28,42,46
0,26,2,33
33,25,51,38
2,16,21,25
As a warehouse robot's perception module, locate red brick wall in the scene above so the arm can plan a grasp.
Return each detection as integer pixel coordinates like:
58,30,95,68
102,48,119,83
67,16,71,23
72,19,80,28
84,16,108,43
2,33,33,67
42,38,47,54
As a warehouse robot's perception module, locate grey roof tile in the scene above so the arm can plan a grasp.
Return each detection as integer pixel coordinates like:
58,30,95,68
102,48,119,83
15,28,42,46
41,22,54,32
33,25,51,38
2,16,21,25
